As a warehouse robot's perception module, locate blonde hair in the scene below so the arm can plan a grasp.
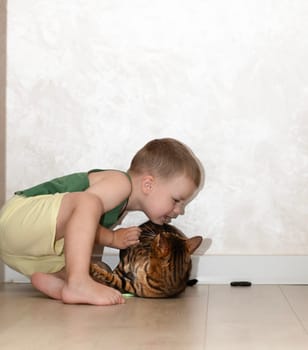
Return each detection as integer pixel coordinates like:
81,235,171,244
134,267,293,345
129,138,203,188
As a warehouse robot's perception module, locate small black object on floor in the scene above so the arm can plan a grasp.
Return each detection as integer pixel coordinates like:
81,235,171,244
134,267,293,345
230,281,252,287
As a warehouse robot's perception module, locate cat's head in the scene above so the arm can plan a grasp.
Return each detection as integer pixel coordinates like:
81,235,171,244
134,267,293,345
140,221,203,296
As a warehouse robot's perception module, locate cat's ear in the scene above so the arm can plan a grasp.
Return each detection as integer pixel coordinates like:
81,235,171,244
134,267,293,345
154,234,170,258
186,236,203,254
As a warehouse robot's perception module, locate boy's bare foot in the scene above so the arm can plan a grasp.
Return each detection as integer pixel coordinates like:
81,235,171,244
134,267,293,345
31,272,65,300
31,272,124,306
61,276,125,306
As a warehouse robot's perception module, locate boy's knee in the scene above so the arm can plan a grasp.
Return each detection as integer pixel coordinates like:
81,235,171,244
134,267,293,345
57,192,103,238
65,192,103,214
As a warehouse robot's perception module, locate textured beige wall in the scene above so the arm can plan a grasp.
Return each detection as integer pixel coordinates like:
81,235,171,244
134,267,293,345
0,0,6,282
5,1,308,261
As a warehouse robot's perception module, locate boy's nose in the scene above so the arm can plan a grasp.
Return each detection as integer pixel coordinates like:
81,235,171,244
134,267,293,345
174,204,185,216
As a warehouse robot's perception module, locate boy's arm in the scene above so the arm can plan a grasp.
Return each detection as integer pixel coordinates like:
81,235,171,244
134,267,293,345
86,170,131,213
95,225,141,249
87,170,141,249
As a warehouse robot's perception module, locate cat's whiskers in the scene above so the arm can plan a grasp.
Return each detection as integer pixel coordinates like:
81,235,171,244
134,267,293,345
142,223,158,236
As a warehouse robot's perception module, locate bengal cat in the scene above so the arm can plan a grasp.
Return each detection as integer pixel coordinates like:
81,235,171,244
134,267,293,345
90,221,203,298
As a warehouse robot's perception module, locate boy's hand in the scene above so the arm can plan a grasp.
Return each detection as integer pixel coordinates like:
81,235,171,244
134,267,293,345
111,226,141,249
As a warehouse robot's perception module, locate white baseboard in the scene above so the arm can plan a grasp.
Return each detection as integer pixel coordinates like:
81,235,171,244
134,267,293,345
191,255,308,285
3,255,308,284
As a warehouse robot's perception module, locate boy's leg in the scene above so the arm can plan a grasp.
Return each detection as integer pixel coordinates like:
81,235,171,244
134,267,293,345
37,192,124,305
31,269,65,300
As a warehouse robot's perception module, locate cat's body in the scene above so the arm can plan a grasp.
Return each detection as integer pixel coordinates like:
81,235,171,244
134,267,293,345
90,221,203,298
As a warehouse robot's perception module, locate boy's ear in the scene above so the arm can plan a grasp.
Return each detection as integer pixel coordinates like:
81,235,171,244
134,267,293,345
142,175,154,194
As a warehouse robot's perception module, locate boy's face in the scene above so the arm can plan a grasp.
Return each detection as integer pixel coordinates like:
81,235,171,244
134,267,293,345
143,174,197,225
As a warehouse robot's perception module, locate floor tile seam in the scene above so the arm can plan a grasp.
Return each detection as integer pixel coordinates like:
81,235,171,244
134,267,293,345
202,284,210,350
278,285,308,335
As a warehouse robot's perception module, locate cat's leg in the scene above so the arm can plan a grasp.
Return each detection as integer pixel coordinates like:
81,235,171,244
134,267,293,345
90,261,114,284
90,262,136,294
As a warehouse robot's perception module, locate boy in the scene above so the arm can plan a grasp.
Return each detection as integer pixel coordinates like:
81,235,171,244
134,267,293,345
0,138,202,305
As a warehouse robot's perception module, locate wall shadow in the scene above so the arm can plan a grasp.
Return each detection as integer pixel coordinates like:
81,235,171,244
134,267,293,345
0,0,7,282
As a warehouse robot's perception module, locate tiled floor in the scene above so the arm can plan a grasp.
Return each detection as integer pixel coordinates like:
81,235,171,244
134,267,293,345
0,283,307,349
